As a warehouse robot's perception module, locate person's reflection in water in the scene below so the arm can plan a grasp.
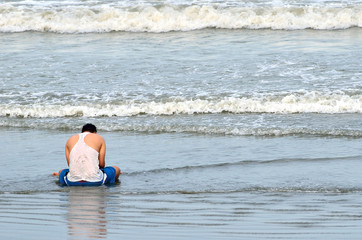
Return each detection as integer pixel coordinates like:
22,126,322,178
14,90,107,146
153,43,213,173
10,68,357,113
66,187,108,239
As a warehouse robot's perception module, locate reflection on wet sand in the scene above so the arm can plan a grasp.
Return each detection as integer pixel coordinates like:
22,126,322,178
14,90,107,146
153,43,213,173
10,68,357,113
66,187,108,239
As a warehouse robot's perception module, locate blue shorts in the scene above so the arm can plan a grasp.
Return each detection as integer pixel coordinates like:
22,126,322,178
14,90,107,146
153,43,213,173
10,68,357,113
59,167,117,186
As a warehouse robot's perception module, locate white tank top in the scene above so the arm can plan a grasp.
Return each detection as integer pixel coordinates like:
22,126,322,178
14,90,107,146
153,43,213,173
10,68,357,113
67,132,104,182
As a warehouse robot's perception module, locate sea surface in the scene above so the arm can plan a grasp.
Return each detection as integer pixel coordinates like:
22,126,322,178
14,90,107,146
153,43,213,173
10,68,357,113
0,0,362,239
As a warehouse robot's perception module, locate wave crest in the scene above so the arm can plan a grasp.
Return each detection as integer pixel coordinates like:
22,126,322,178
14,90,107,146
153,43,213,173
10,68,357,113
1,4,361,33
1,92,361,118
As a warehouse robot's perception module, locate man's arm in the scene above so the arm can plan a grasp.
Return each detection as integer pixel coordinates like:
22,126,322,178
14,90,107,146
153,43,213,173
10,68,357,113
98,137,106,168
65,135,79,166
65,141,71,166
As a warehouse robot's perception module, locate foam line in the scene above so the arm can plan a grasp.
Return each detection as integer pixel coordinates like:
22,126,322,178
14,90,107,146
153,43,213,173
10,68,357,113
1,4,361,33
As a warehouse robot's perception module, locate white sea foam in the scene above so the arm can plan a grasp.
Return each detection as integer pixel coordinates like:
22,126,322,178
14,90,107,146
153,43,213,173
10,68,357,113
1,92,361,117
0,3,361,33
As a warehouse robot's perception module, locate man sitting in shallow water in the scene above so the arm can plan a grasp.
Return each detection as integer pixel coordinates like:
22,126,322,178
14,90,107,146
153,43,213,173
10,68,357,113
53,123,121,185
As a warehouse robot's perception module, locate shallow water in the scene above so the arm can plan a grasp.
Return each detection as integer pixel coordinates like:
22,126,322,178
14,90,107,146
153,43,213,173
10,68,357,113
3,189,362,240
1,129,362,239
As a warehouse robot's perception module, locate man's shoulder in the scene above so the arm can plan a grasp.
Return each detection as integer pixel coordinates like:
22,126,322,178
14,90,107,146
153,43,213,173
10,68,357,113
69,134,80,140
66,134,79,144
87,133,105,143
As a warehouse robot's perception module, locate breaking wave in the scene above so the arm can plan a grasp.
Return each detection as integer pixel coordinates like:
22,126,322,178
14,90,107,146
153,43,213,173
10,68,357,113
1,3,361,33
1,92,361,117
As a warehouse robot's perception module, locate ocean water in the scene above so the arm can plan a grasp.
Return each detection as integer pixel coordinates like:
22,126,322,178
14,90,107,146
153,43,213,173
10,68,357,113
0,0,362,239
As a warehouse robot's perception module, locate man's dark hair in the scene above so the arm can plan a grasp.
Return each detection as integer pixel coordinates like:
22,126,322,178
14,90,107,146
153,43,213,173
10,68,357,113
82,123,97,133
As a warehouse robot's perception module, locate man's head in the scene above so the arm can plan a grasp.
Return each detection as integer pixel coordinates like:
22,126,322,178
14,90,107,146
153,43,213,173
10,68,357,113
82,123,97,133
